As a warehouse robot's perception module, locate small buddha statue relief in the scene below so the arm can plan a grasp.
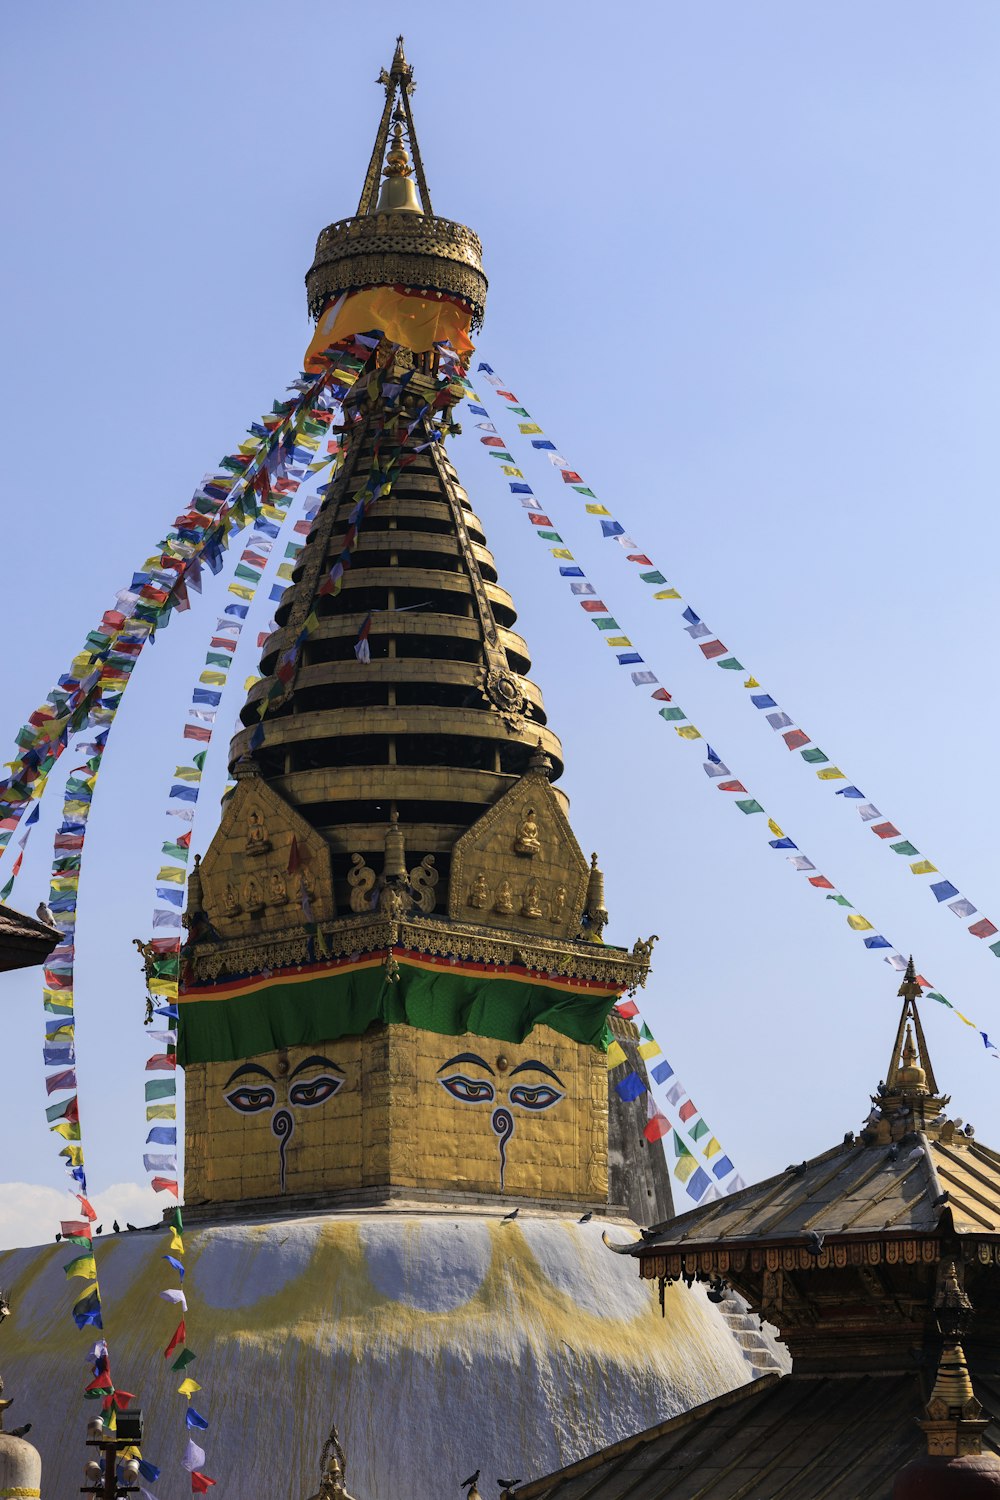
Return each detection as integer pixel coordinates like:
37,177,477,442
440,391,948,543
468,872,490,909
522,879,543,918
494,880,514,915
244,874,265,914
513,806,541,856
550,885,567,923
269,871,287,904
246,807,271,855
222,883,240,916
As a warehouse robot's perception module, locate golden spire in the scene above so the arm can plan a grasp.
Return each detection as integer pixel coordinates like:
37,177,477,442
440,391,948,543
920,1335,989,1459
883,957,940,1100
375,105,422,214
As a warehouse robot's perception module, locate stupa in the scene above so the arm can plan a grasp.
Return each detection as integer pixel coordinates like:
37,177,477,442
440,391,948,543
0,40,774,1500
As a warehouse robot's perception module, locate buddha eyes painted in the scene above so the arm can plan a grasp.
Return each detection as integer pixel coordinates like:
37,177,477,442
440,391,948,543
508,1083,563,1111
288,1074,343,1107
439,1074,496,1104
222,1054,346,1192
225,1083,276,1115
436,1051,565,1190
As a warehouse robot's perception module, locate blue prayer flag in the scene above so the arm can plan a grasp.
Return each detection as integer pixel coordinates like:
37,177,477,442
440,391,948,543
225,603,249,619
931,880,959,903
185,1408,209,1432
269,585,285,602
531,439,557,450
509,483,533,494
686,1167,711,1202
616,653,644,665
615,1072,647,1103
751,694,777,709
769,837,797,850
558,567,585,578
835,786,865,798
169,785,199,803
138,1462,161,1484
156,888,184,908
147,1126,177,1146
712,1155,735,1180
863,935,891,949
600,520,625,538
651,1059,674,1085
192,689,221,707
163,1255,185,1279
467,404,488,415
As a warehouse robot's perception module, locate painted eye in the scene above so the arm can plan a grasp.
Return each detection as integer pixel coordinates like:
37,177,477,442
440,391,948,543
225,1084,276,1115
509,1084,564,1111
288,1074,343,1108
439,1074,496,1104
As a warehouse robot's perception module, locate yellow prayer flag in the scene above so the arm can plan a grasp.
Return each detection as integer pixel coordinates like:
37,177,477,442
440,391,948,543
847,914,874,932
954,1011,977,1027
703,1137,722,1159
585,504,611,516
173,766,202,782
744,677,760,689
551,549,574,560
674,1154,696,1183
147,1105,176,1121
653,589,681,600
606,1040,627,1069
229,583,254,601
177,1378,201,1398
500,466,523,477
676,726,702,740
518,423,543,435
768,819,784,838
148,978,178,998
60,1144,85,1165
169,1229,184,1254
51,1120,81,1140
638,1038,661,1060
606,637,632,648
910,860,938,875
244,675,261,691
157,867,186,885
276,563,295,581
816,767,846,781
199,671,226,686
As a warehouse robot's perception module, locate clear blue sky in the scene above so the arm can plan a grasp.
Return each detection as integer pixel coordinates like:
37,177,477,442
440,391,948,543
2,2,999,1240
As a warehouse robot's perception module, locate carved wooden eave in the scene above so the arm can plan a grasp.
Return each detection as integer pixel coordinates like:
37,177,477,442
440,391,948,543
186,907,653,995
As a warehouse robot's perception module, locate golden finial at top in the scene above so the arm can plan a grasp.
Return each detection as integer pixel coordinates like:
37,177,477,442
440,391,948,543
898,953,922,1002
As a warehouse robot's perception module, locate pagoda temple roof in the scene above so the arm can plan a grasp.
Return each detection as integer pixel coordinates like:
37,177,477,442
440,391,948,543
513,1369,1000,1500
0,901,58,973
616,1127,1000,1254
613,959,1000,1259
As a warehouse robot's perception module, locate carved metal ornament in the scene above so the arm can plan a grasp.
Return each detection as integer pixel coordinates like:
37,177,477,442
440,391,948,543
479,667,528,731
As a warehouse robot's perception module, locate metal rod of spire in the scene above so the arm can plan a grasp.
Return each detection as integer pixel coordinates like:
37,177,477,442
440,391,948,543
355,72,397,217
399,86,433,216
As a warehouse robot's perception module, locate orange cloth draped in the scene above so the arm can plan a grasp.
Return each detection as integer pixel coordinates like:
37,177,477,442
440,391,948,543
304,286,474,370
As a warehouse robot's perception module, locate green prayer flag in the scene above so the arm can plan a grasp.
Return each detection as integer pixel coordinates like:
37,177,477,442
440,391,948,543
800,747,829,765
234,563,261,583
689,1119,710,1141
572,486,597,498
639,571,667,584
594,619,620,631
171,1349,197,1371
146,1079,176,1101
826,894,853,907
658,707,685,722
205,653,231,669
926,991,952,1007
890,841,919,857
536,531,563,542
735,799,765,815
717,658,744,671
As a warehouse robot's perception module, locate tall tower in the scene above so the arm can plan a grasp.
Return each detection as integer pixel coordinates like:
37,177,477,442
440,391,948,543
177,38,654,1215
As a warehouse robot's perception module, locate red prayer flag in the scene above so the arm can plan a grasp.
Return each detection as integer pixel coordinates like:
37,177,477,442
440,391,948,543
871,822,900,840
151,937,181,954
183,725,212,743
208,637,237,652
480,436,505,448
190,1473,216,1493
969,919,998,939
177,832,192,849
76,1195,97,1221
808,875,834,890
615,1000,639,1019
151,1176,179,1196
497,390,517,401
626,554,653,566
287,838,302,874
782,730,810,751
678,1100,697,1123
146,1053,177,1071
717,781,747,794
644,1114,670,1143
699,640,728,660
164,1321,186,1358
112,1391,135,1409
527,514,552,526
651,688,672,702
61,1220,91,1238
560,471,583,484
581,600,609,612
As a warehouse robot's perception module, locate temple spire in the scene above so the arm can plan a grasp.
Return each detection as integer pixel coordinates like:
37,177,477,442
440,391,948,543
356,37,434,218
884,957,940,1099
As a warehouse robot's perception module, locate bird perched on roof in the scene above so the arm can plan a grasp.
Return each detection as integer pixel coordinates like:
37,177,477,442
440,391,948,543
500,1208,518,1223
94,1225,102,1236
54,1232,61,1242
577,1212,592,1223
805,1230,825,1257
36,902,54,926
461,1472,480,1490
126,1223,137,1232
933,1191,950,1209
497,1480,522,1495
11,1424,31,1438
112,1221,120,1234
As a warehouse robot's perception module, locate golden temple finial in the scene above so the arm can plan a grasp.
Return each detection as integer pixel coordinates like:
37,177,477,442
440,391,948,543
357,37,433,218
920,1335,987,1457
869,963,949,1137
898,953,921,1002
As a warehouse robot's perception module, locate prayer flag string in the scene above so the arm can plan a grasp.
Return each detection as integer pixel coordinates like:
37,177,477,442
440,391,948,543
609,999,745,1206
471,361,1000,964
458,375,999,1062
